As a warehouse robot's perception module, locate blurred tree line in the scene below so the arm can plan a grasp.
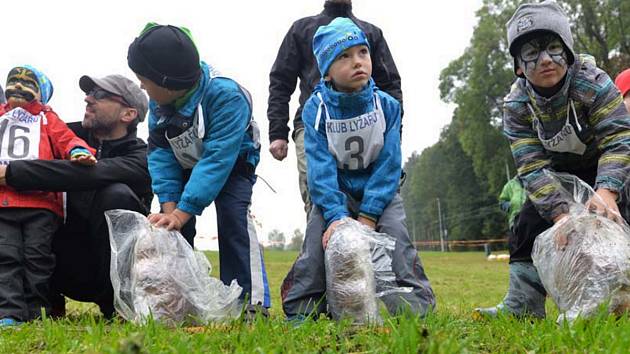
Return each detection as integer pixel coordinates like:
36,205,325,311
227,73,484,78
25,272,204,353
267,229,304,251
402,0,630,244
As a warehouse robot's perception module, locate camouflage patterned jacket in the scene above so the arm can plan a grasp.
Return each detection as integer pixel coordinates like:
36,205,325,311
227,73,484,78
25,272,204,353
503,55,630,221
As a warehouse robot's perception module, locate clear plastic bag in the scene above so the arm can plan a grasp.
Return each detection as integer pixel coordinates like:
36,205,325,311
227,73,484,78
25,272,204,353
106,209,242,326
531,171,630,322
325,218,412,324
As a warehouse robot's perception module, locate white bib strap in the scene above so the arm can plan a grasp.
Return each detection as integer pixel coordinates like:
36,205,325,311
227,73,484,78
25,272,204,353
569,100,581,131
314,93,327,131
373,93,382,112
197,104,205,138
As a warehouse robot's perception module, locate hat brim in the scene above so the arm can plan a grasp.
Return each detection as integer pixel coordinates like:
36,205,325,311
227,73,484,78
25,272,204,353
79,75,123,97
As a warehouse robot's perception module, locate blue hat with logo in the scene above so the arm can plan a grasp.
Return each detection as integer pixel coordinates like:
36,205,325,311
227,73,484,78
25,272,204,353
23,65,53,104
313,17,370,77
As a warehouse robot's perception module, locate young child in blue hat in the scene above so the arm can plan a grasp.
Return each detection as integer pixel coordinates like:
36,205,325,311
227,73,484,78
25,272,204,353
280,17,435,321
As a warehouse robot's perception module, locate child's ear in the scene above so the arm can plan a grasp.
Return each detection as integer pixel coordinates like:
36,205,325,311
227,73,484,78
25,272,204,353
516,67,524,76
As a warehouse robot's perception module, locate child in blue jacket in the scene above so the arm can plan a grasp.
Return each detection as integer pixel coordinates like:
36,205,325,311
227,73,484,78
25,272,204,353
127,23,270,317
280,17,435,320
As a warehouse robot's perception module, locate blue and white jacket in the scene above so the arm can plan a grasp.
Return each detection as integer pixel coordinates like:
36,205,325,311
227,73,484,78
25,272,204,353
303,79,401,227
147,62,260,215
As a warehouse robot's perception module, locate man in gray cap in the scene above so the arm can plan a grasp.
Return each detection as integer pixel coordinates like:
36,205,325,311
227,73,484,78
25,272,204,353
0,74,152,318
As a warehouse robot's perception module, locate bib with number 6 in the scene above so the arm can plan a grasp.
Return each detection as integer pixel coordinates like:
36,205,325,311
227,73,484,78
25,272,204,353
0,107,43,164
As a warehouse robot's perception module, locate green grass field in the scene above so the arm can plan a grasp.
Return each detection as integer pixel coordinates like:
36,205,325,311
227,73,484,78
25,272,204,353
2,250,630,353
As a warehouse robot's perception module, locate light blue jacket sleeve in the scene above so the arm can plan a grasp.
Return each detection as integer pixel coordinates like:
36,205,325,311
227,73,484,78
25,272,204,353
177,79,250,215
147,108,185,204
303,95,350,226
359,94,401,219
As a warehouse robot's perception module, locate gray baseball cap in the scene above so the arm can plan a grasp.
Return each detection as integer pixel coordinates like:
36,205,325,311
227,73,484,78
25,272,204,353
506,0,575,76
79,74,148,122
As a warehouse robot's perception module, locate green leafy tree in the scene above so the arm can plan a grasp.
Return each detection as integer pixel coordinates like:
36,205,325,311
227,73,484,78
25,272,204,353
561,0,630,76
403,124,503,242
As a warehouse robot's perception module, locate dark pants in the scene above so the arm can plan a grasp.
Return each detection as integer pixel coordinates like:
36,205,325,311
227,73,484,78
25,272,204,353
218,165,271,307
510,169,630,262
281,194,436,318
176,215,197,247
0,208,60,321
50,183,146,316
178,162,271,308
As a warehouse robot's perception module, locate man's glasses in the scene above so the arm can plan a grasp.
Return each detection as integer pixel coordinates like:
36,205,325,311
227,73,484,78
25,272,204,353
88,88,130,107
519,35,565,63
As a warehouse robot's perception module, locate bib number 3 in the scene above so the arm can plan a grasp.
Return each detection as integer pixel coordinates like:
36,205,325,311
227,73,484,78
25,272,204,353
343,136,365,170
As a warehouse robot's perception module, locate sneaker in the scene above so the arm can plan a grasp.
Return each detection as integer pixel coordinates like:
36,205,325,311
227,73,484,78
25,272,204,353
285,314,308,327
0,318,23,327
243,304,269,323
473,303,507,320
473,262,546,320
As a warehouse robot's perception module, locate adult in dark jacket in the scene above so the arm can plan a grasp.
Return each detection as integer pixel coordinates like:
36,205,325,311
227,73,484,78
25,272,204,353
0,74,151,318
267,0,402,214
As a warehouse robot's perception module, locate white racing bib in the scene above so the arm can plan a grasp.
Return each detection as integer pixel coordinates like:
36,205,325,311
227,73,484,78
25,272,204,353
165,69,260,169
530,100,587,155
0,107,42,165
166,105,205,170
315,93,386,170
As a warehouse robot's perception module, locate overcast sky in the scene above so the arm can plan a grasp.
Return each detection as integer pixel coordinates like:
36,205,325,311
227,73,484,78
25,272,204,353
0,0,482,250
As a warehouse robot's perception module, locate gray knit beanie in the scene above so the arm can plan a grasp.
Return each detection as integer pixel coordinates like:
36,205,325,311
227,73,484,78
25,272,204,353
506,1,575,76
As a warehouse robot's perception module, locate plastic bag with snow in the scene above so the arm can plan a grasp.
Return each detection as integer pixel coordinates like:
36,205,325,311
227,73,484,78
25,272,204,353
325,218,412,324
106,209,242,326
531,171,630,323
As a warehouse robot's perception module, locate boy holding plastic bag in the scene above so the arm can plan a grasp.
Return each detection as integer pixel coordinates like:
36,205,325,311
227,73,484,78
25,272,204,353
474,1,630,319
280,18,435,322
127,24,270,318
530,172,630,323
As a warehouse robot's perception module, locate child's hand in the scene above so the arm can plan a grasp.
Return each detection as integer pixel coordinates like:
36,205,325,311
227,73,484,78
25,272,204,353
586,188,622,224
322,219,345,250
70,147,97,166
71,154,97,166
148,209,190,231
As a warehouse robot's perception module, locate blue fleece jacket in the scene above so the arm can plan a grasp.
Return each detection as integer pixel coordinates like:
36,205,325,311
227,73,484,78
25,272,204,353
147,62,260,215
303,79,401,226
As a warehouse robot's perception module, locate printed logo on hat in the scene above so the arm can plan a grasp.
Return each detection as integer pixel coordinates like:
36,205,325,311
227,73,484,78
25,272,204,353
320,32,360,60
517,16,534,33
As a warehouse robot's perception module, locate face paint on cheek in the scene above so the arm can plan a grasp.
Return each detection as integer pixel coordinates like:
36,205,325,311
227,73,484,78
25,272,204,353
549,52,568,69
519,58,537,77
